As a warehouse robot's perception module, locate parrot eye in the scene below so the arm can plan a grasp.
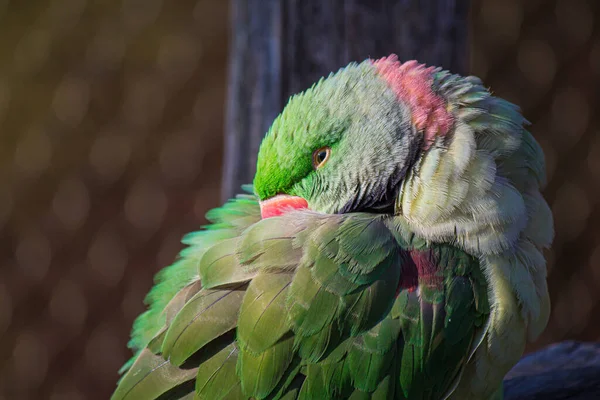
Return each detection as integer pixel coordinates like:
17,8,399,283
313,147,331,169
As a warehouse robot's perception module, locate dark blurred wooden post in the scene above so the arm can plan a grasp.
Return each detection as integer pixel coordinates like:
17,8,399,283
222,0,470,200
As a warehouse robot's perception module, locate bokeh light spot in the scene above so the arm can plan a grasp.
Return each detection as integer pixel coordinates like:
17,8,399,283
52,177,90,231
53,77,90,127
45,0,87,32
517,40,557,88
552,182,591,243
49,279,87,331
159,131,203,186
480,0,523,45
551,86,589,147
121,0,163,34
121,76,166,128
86,26,126,71
84,324,122,379
13,30,51,76
88,226,127,287
13,332,48,388
555,0,594,45
14,128,53,177
157,33,201,86
124,177,167,233
15,230,52,281
89,134,131,183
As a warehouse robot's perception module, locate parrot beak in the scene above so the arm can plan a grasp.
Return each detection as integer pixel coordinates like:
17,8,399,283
260,194,309,219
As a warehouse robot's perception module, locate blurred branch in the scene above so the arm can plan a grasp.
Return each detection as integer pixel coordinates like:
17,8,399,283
504,341,600,400
222,0,470,200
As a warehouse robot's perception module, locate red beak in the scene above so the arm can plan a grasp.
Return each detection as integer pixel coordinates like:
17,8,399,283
260,194,309,219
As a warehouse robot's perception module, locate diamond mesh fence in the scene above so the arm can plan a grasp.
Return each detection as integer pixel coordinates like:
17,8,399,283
0,0,598,398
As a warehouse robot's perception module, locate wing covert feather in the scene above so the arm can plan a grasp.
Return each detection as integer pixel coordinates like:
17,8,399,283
114,189,490,400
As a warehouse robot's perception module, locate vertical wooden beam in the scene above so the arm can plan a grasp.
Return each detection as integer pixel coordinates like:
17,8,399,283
222,0,469,200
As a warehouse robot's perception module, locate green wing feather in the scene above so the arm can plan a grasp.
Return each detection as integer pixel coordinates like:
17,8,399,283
161,285,247,366
195,343,243,399
112,348,197,399
113,188,489,400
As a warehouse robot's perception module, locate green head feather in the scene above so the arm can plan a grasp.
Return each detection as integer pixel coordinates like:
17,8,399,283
253,60,420,214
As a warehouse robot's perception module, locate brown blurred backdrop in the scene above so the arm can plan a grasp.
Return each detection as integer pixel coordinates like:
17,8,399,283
0,0,598,399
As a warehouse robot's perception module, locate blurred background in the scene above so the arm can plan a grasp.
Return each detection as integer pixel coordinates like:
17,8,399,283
0,0,598,398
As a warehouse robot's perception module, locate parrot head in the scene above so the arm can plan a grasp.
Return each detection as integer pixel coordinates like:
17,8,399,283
254,55,455,218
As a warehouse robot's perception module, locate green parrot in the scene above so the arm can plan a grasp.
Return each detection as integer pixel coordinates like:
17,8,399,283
112,55,553,400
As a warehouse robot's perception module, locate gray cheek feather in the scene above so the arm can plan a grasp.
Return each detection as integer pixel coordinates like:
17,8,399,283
291,62,422,215
337,99,421,214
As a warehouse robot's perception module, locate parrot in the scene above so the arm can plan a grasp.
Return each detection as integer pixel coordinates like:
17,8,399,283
112,54,553,400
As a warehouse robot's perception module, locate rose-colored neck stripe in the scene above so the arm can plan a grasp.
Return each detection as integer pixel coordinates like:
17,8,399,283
372,55,454,149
